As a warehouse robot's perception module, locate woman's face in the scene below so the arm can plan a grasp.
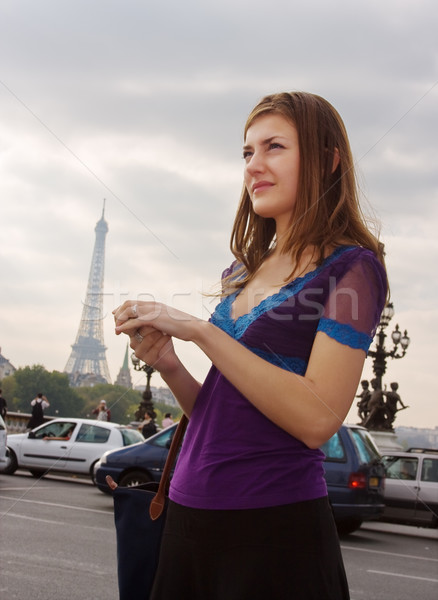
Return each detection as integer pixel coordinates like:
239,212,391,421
243,113,300,231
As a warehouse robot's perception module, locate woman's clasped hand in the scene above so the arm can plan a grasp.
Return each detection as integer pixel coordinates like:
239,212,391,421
113,301,205,379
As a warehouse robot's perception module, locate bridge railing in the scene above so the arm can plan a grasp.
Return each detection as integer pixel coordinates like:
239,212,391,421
4,411,53,434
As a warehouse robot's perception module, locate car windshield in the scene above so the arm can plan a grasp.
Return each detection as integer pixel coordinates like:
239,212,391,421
320,431,346,461
150,426,175,449
120,428,143,446
349,428,381,464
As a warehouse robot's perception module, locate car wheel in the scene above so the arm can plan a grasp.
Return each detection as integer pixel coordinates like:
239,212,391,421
3,448,18,475
29,469,46,478
90,461,99,485
336,518,363,536
119,470,152,488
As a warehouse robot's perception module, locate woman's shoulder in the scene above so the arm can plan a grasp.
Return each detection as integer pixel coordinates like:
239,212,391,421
317,245,387,301
327,245,388,304
221,259,242,281
328,245,384,273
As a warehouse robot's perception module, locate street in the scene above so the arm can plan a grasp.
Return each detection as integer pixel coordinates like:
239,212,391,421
1,471,437,600
341,523,437,599
0,472,118,600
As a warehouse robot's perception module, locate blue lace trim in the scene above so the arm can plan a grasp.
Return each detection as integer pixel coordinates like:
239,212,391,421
317,317,372,351
211,246,356,340
243,344,307,375
210,304,235,336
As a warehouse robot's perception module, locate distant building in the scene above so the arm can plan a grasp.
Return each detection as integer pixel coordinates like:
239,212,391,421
133,384,177,406
152,386,177,406
396,426,438,450
68,372,108,388
115,344,133,389
0,348,17,379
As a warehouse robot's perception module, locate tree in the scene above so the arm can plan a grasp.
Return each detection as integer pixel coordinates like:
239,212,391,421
75,384,142,424
153,401,183,426
0,375,17,409
12,365,84,416
2,364,179,425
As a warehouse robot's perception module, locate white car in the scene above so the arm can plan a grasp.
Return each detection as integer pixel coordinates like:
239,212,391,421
4,418,144,482
0,414,8,472
381,448,438,528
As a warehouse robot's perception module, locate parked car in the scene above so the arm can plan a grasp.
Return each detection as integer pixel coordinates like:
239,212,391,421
94,423,176,491
321,424,386,535
95,422,385,535
380,448,438,528
4,418,144,481
0,414,9,472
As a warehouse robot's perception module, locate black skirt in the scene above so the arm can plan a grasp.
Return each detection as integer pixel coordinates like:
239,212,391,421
150,496,350,600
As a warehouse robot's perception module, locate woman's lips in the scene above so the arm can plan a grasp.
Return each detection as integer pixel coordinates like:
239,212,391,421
252,181,273,193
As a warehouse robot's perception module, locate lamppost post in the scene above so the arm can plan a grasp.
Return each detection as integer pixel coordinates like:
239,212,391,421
358,303,411,436
367,302,411,390
131,353,156,422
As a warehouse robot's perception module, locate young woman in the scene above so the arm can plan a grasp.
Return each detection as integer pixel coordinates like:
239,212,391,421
113,92,387,599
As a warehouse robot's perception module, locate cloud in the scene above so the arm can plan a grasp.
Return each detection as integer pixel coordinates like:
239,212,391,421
0,0,437,429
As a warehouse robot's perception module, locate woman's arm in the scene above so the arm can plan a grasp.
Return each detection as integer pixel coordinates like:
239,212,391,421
158,354,202,417
114,301,365,447
193,320,365,448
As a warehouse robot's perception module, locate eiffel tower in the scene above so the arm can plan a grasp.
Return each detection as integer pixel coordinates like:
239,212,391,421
64,202,112,386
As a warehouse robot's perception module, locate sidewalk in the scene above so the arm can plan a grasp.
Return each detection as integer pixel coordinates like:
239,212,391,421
362,520,438,540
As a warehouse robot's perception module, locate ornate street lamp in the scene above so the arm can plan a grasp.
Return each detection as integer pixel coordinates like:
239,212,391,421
367,302,411,391
131,353,156,422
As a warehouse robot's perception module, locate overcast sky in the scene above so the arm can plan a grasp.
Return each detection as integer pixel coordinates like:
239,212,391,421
1,0,437,429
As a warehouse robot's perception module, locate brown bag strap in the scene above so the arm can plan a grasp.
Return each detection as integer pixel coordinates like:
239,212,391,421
149,414,188,520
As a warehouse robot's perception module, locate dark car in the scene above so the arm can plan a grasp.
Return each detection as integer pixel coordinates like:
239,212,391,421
94,423,176,490
321,424,385,535
95,422,385,535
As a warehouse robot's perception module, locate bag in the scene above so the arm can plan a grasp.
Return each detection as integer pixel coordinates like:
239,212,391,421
32,400,44,421
27,399,44,428
112,415,188,600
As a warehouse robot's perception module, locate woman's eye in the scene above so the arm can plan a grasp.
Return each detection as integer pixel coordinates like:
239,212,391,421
242,150,253,160
269,142,284,150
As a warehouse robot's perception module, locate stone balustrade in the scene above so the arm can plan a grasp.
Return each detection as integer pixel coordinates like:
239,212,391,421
4,411,53,434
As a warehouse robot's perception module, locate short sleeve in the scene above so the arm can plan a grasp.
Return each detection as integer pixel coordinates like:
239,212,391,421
221,261,238,282
317,250,387,352
220,260,244,293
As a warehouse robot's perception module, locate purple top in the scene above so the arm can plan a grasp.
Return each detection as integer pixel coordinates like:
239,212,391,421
170,246,387,510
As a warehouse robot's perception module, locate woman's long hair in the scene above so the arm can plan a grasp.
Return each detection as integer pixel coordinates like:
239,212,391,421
226,91,386,294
